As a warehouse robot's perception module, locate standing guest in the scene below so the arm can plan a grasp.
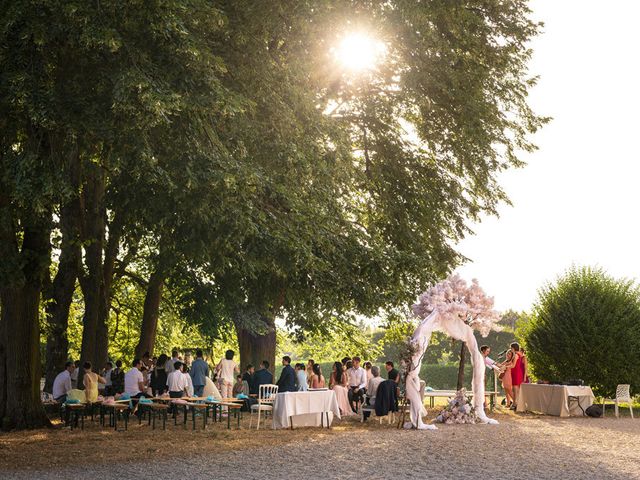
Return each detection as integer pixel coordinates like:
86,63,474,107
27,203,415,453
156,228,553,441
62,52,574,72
142,351,153,370
100,362,112,395
252,360,274,395
110,360,125,395
70,360,80,389
329,361,353,416
481,346,500,371
385,361,400,383
347,357,367,412
499,349,515,408
233,375,245,396
242,364,255,394
165,349,180,374
151,353,168,396
140,365,151,395
215,350,239,399
52,361,75,403
295,363,308,392
276,356,296,392
183,365,194,397
190,349,209,398
509,342,525,409
82,362,106,403
364,361,373,383
124,359,147,398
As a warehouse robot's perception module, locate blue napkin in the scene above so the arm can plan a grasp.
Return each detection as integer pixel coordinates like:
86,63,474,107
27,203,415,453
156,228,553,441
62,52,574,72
206,396,219,402
139,398,152,404
236,393,249,399
65,399,80,404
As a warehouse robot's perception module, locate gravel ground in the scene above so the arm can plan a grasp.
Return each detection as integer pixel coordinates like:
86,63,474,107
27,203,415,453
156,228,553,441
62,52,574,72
2,414,639,479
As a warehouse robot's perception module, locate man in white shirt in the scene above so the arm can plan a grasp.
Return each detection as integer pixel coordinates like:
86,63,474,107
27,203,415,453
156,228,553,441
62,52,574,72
348,356,367,413
167,361,189,398
124,358,146,398
52,361,75,403
481,346,500,371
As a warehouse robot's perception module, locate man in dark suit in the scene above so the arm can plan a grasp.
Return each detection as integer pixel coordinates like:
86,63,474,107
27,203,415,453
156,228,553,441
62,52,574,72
276,356,296,392
252,360,274,395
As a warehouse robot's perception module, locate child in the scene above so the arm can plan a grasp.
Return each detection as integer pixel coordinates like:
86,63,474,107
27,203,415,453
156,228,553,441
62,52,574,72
232,374,244,397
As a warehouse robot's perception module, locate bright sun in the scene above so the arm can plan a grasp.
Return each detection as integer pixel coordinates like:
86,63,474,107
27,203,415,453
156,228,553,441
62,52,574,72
335,33,386,72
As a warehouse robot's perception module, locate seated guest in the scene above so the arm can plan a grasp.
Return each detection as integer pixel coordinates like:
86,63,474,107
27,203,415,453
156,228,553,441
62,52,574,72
110,360,125,395
101,362,113,395
252,360,274,395
82,361,106,403
295,363,308,392
276,356,296,392
366,366,384,407
242,364,255,394
233,375,244,396
347,356,367,412
385,361,400,383
124,358,147,398
311,363,325,388
52,361,75,403
70,360,80,389
306,359,315,387
167,361,189,398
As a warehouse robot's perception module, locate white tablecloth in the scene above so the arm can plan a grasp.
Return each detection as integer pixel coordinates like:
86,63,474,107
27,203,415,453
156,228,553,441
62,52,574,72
516,384,595,417
272,390,341,429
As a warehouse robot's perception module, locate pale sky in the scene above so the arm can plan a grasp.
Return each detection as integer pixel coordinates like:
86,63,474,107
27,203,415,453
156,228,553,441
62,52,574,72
457,0,640,312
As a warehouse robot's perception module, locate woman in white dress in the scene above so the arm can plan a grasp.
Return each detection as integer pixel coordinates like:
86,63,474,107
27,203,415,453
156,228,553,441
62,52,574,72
329,361,354,416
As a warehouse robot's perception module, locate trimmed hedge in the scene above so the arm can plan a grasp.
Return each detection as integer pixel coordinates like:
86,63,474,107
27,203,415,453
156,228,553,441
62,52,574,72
275,362,497,391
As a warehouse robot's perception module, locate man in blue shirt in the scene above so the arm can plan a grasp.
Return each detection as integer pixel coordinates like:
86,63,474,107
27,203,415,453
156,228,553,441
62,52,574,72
276,356,296,393
189,349,209,397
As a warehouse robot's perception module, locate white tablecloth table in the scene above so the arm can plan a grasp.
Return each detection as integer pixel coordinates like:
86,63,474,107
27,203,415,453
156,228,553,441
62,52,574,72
272,390,341,429
516,384,595,417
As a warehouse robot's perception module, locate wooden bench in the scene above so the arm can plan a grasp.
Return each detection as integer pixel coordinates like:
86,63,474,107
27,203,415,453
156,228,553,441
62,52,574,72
101,403,130,431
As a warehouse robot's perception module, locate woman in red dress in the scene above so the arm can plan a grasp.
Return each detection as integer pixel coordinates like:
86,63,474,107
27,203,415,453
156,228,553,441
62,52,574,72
509,342,525,409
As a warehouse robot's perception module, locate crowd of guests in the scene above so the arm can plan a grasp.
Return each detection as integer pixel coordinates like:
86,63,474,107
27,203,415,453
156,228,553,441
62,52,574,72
481,342,528,409
269,355,401,418
51,348,276,405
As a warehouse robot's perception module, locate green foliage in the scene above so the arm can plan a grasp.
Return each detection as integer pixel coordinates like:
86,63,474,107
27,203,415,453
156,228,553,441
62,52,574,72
524,266,640,396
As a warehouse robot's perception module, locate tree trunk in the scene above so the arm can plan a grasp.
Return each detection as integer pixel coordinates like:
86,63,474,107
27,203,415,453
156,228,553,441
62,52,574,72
0,208,51,430
134,270,166,359
234,314,277,377
456,341,466,390
78,164,105,386
44,157,82,392
94,217,122,368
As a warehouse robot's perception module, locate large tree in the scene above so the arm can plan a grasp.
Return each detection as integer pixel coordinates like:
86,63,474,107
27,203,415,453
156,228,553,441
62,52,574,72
204,0,546,371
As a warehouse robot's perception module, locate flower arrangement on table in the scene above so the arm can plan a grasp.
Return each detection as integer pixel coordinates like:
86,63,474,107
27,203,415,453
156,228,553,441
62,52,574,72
435,389,476,424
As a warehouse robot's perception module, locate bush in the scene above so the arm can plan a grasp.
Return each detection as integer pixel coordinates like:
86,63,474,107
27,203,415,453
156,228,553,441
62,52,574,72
523,266,640,397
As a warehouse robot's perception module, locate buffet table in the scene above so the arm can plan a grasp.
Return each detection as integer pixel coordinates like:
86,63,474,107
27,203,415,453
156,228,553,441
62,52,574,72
516,384,595,417
272,390,341,429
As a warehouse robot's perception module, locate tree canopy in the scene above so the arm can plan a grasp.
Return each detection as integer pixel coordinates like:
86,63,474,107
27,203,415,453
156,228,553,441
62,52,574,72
0,0,545,429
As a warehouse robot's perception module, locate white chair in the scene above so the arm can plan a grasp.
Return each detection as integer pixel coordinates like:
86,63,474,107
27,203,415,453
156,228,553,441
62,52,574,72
250,384,278,429
602,384,634,418
360,393,395,424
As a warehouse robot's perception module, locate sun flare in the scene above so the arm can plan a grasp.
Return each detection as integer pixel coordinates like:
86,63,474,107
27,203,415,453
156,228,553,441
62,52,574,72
335,33,386,72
